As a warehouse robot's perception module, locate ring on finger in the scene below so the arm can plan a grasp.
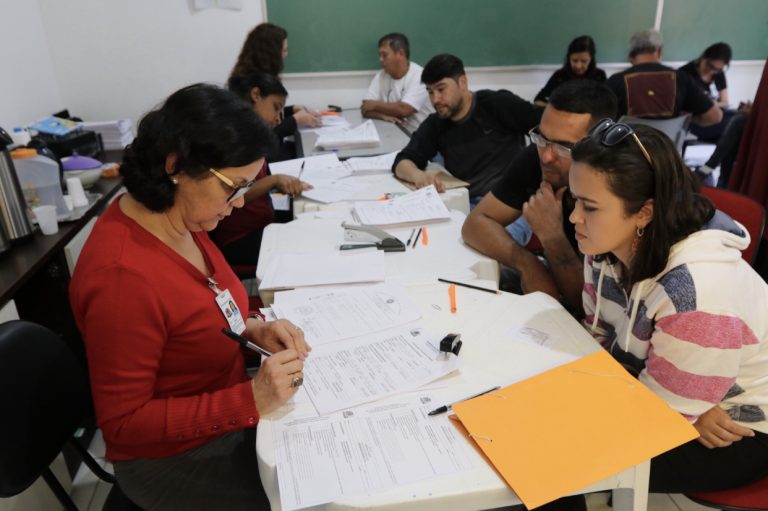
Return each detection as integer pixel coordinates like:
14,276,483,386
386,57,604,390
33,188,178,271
291,373,304,388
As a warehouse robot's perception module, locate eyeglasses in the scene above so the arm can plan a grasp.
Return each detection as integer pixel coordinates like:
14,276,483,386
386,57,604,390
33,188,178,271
584,118,654,169
703,59,727,74
208,168,256,203
528,126,574,159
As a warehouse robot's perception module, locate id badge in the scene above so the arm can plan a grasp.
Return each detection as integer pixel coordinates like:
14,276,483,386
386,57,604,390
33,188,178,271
215,289,246,334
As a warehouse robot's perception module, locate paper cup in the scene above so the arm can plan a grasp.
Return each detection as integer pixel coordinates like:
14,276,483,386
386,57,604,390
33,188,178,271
33,205,59,235
66,177,89,208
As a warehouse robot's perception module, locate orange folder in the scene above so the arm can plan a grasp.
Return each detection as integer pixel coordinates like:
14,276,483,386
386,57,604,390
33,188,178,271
452,350,698,509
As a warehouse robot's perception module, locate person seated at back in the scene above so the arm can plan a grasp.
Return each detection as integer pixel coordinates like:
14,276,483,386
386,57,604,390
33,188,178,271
462,81,617,312
210,72,312,268
361,32,434,133
607,29,722,127
534,35,607,106
393,53,542,203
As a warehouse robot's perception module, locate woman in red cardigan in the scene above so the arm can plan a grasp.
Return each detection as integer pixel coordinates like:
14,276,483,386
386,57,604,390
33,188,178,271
70,84,310,510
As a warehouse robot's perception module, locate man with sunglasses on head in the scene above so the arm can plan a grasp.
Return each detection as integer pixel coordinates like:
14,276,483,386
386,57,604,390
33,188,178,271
393,54,542,205
462,81,617,312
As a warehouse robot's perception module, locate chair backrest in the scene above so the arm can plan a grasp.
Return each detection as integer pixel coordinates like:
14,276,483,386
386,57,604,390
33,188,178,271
624,70,677,117
700,185,766,265
0,320,90,497
619,114,692,155
686,474,768,510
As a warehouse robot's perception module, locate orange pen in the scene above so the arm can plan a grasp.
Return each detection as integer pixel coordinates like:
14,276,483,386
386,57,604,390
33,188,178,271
448,283,457,314
421,226,429,246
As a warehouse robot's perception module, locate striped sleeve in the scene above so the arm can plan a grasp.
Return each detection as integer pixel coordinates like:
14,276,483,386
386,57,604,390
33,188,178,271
639,310,758,420
581,257,612,347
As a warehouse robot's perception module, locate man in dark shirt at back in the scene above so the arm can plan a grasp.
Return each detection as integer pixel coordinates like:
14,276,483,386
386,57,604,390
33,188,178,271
393,54,542,202
607,29,722,127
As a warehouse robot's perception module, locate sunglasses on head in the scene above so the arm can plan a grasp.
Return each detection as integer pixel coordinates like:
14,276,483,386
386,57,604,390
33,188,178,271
583,118,655,169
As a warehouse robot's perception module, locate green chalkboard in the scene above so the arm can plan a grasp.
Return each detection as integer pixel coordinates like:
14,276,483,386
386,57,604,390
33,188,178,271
268,0,656,72
660,0,768,62
266,0,768,73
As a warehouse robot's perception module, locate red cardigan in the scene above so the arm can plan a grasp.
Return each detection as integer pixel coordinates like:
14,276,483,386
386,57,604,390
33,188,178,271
70,198,259,461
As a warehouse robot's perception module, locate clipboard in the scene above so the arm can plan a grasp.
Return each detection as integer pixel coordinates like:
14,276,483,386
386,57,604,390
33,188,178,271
451,350,698,509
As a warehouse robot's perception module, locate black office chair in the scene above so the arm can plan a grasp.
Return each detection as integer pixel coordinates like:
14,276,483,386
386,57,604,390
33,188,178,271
0,320,142,510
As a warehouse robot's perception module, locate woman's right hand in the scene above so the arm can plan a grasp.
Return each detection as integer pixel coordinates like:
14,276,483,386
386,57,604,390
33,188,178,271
250,349,304,415
294,110,322,128
274,175,313,196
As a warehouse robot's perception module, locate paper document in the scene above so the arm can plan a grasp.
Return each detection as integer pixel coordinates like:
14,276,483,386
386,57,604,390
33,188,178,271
451,350,698,509
259,251,385,291
301,325,459,414
300,178,368,204
274,394,476,511
272,283,422,346
400,166,470,191
684,143,716,167
353,185,451,226
314,120,381,150
345,151,398,175
269,154,350,180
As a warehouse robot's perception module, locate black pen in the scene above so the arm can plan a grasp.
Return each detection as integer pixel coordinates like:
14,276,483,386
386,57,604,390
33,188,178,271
427,386,501,416
406,228,416,248
221,328,272,358
297,160,306,181
412,227,423,248
437,278,500,295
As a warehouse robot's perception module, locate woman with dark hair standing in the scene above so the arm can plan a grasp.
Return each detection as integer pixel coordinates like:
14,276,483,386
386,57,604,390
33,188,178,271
70,84,311,510
562,121,768,506
231,22,321,134
210,72,312,268
534,35,607,106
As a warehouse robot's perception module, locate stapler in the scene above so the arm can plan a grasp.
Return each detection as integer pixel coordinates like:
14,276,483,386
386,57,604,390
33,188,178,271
439,333,463,356
340,222,406,252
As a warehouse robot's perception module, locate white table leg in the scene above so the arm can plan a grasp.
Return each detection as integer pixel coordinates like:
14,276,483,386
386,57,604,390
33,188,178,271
612,460,650,511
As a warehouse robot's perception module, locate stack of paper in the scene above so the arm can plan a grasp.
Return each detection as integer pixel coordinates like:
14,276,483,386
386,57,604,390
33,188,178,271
314,120,380,150
274,394,476,511
353,185,450,226
269,154,350,181
82,120,134,149
259,251,386,291
345,151,398,175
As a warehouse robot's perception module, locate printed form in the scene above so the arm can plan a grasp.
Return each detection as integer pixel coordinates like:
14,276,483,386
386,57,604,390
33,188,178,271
302,325,459,414
272,283,423,346
353,185,450,226
274,394,477,511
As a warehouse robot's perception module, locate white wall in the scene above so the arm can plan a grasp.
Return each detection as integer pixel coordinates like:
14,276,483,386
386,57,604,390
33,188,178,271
37,0,266,123
0,0,63,130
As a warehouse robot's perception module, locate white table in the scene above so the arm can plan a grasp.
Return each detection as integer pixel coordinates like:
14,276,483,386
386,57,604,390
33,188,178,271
256,209,498,306
297,109,411,159
256,286,650,511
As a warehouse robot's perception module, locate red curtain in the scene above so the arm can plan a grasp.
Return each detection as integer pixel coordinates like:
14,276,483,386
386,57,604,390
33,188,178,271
729,59,768,238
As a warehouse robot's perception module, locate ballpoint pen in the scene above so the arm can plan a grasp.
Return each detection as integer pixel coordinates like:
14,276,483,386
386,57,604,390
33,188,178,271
412,227,423,248
406,228,416,248
297,160,306,181
221,328,273,358
427,386,501,416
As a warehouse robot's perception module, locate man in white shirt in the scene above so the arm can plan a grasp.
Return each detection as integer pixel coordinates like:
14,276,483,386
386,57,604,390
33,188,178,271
361,33,434,133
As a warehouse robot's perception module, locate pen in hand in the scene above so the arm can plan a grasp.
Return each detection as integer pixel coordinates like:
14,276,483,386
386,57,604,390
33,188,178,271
427,386,501,416
221,328,273,358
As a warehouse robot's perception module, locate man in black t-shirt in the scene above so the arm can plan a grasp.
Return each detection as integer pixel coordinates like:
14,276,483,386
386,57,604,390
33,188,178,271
393,54,542,200
606,29,722,127
462,81,617,311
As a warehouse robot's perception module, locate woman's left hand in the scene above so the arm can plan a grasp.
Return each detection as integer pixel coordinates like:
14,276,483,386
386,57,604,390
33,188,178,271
694,405,754,448
248,319,311,360
274,175,313,196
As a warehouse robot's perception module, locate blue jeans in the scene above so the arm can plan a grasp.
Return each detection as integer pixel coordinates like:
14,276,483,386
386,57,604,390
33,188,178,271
469,195,533,246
